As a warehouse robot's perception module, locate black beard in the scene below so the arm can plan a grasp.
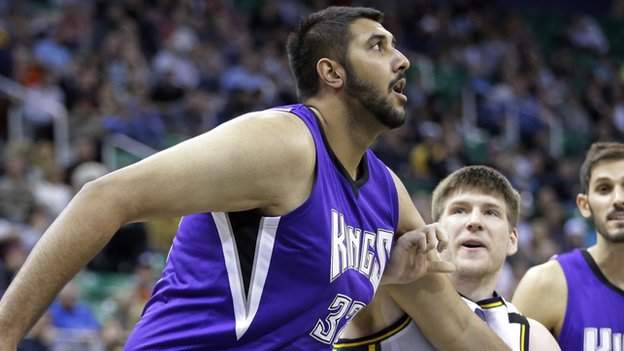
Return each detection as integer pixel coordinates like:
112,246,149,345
589,205,624,243
343,61,406,129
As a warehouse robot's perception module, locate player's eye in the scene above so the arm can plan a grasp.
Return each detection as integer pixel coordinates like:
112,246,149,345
450,207,466,214
485,209,501,217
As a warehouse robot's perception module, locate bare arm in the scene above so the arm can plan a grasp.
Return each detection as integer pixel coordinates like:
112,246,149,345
340,287,403,339
385,171,511,350
528,318,561,351
512,261,566,337
341,221,452,339
0,111,315,347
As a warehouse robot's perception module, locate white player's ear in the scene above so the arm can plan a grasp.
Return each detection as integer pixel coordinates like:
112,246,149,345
316,58,345,90
507,227,518,256
576,193,592,218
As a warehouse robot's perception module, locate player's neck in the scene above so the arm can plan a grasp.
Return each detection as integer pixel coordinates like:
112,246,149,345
588,239,624,287
306,97,380,179
451,272,499,302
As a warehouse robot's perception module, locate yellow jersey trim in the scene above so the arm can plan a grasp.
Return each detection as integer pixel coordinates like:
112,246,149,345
479,300,505,309
333,315,411,348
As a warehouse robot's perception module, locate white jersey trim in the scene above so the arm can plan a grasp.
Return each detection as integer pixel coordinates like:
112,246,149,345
213,212,281,340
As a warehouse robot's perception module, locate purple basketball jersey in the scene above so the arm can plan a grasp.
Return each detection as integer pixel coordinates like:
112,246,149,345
124,104,399,350
556,249,624,351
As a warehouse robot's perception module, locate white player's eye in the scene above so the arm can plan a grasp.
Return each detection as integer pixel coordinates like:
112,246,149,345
485,209,500,217
451,207,465,214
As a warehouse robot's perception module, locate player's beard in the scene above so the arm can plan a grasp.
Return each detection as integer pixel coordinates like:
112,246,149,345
343,60,406,129
590,205,624,243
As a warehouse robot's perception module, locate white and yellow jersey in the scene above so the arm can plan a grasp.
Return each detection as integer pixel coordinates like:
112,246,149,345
333,294,530,351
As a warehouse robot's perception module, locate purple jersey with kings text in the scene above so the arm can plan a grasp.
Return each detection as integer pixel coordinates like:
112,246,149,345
125,104,399,350
556,249,624,351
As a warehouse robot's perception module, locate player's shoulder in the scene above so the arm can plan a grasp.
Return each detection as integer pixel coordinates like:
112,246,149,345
236,108,311,137
521,259,566,291
512,259,567,319
229,108,316,162
512,259,568,335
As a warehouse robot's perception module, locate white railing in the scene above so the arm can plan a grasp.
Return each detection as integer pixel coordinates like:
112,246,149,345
0,74,70,165
0,75,159,169
461,87,564,158
103,133,158,169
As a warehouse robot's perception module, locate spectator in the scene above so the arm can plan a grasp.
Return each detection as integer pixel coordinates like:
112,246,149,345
49,281,101,351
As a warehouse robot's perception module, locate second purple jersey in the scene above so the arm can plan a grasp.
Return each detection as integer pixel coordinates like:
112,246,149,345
556,249,624,351
125,104,399,350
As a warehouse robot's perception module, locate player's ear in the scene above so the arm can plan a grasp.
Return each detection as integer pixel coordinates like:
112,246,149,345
316,58,345,90
507,227,518,256
576,193,591,218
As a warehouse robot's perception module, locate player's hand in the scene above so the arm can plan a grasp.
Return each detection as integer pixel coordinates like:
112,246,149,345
381,223,455,286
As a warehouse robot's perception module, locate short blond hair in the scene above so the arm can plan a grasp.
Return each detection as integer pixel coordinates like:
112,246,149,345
431,166,521,225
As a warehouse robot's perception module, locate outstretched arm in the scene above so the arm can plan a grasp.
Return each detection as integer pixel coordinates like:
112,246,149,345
386,171,511,350
0,111,316,348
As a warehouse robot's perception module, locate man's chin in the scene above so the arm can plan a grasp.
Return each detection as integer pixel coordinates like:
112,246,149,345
382,108,406,129
602,231,624,243
454,258,489,275
454,265,489,279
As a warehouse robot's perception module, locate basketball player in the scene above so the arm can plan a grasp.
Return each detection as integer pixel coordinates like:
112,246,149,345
513,142,624,351
0,7,508,350
334,166,560,350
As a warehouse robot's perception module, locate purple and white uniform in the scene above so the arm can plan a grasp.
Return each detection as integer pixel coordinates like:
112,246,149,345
125,104,399,350
556,249,624,351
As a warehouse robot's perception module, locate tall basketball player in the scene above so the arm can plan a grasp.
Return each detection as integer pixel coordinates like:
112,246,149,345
0,7,508,350
513,142,624,351
334,166,560,350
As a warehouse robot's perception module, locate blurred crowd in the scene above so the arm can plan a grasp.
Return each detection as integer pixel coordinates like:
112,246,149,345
0,0,623,349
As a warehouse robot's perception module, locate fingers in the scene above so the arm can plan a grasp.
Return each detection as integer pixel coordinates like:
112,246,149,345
434,223,449,252
414,231,428,253
423,224,438,252
426,249,454,273
401,224,441,253
427,260,456,273
397,230,428,253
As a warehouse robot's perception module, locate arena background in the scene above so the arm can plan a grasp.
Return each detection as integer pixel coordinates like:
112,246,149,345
0,0,621,349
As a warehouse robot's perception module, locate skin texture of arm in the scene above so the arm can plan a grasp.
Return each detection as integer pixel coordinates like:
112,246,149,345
512,260,567,337
0,111,316,348
528,318,561,351
341,169,446,339
385,171,511,351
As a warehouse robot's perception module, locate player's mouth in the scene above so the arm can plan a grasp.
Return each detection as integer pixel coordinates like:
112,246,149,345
390,78,407,103
458,238,488,252
607,211,624,221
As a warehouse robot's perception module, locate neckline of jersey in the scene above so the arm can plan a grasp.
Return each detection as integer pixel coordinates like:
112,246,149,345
304,104,370,196
581,249,624,297
458,291,506,309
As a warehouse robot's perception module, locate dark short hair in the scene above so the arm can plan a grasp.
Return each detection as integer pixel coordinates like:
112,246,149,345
286,6,383,100
579,142,624,193
432,166,521,226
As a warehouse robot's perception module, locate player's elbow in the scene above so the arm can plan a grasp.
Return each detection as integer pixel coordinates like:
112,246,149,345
77,175,136,226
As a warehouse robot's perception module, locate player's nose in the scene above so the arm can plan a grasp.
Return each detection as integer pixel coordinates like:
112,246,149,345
392,47,410,73
614,185,624,209
466,210,484,232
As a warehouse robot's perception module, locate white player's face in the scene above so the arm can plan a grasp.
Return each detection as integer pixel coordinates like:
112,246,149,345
578,159,624,243
439,191,518,278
